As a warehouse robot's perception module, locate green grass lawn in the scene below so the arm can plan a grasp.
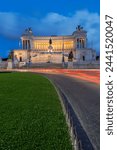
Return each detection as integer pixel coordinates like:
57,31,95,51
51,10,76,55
0,72,72,150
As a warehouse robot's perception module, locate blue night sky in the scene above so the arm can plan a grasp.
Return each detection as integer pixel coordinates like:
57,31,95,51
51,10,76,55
0,0,100,58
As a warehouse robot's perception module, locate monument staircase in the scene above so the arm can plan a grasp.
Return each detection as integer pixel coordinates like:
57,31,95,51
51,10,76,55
20,62,65,69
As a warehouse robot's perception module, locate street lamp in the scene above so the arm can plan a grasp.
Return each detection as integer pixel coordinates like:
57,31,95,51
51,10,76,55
62,37,65,67
48,38,53,63
27,49,31,67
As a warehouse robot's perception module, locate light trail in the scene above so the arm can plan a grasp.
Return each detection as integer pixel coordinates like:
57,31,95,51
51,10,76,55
11,68,100,84
27,69,100,84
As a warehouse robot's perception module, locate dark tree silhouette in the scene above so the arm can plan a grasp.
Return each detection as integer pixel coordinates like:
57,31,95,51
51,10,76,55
68,51,73,62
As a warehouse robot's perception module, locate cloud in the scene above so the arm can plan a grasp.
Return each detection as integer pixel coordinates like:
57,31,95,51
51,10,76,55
0,10,100,52
0,12,17,38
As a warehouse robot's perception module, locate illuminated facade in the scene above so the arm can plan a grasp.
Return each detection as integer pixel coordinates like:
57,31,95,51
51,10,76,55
13,26,96,64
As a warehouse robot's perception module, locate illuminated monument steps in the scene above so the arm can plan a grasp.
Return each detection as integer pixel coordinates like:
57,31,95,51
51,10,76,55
13,26,97,64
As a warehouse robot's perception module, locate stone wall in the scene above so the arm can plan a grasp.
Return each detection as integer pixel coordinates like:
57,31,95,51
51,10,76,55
0,61,8,69
73,61,100,69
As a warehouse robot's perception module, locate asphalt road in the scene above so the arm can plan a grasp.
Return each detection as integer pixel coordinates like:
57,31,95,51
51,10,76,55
43,73,100,150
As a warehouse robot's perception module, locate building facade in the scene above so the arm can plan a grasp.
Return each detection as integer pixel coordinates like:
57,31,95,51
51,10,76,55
13,26,96,64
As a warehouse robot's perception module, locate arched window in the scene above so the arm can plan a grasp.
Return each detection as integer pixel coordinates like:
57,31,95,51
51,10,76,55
83,56,85,61
77,38,79,48
19,57,22,62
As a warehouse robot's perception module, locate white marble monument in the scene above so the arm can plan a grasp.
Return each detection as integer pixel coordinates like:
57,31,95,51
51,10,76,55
12,26,97,66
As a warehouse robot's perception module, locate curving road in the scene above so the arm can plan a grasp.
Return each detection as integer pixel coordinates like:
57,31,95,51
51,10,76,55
42,73,100,150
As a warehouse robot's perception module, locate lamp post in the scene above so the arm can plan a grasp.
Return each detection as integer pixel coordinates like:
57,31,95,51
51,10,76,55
27,49,31,67
62,36,65,67
48,38,53,63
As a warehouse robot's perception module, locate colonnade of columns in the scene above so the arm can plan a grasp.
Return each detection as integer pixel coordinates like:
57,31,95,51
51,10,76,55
76,38,86,49
22,38,86,50
22,40,31,50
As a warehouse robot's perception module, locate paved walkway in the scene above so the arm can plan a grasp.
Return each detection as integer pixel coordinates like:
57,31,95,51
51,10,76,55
28,69,100,84
40,72,100,150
